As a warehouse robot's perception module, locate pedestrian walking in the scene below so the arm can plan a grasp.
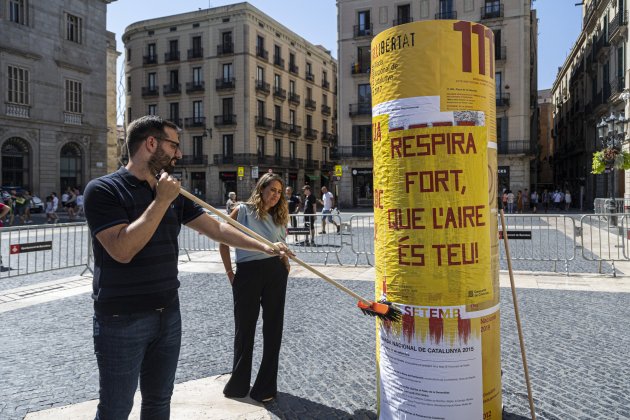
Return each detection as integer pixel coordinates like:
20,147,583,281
517,190,523,213
565,190,572,211
542,189,550,213
317,186,340,234
75,188,85,218
220,172,291,404
553,190,562,210
285,186,301,229
530,190,538,213
50,192,59,223
507,190,515,214
301,185,317,245
83,115,288,419
226,191,237,214
22,190,33,223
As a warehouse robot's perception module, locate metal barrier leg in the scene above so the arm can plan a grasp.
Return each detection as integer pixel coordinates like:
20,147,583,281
612,261,617,277
335,252,342,266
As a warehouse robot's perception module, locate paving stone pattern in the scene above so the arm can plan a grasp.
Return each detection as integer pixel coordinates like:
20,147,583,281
1,270,629,419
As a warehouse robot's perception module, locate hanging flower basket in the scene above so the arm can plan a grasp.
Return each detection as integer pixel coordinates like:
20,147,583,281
592,147,630,174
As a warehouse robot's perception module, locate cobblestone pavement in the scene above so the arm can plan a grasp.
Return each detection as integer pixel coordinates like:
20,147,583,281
1,267,630,419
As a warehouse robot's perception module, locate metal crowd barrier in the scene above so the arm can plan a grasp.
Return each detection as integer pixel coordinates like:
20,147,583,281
0,222,90,278
178,216,220,260
579,214,629,276
348,215,374,266
4,212,630,280
593,198,625,214
286,214,343,265
499,214,577,274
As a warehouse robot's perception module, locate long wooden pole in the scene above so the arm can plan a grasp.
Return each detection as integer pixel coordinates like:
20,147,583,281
179,188,372,305
499,208,537,420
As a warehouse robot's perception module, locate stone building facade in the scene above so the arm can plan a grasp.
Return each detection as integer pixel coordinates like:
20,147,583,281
552,0,628,209
337,0,538,207
0,0,115,197
123,2,337,205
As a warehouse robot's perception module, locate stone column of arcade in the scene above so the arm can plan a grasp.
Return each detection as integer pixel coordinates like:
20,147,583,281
371,20,501,419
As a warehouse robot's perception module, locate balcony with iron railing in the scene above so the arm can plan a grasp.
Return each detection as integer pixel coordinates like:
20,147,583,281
305,98,316,111
321,104,331,116
179,154,208,165
142,86,159,97
273,87,286,100
273,55,285,69
288,124,302,137
214,153,304,168
143,55,158,65
164,51,180,62
349,102,372,116
496,93,510,107
435,11,457,20
254,116,273,130
216,77,235,91
288,92,300,105
393,16,413,26
184,117,206,128
595,31,610,59
353,23,373,38
322,79,330,90
289,63,299,74
186,81,205,93
305,159,320,170
583,0,600,28
481,3,503,19
256,46,269,61
497,140,535,155
214,114,237,127
187,48,203,60
331,145,372,159
351,62,370,75
273,120,289,133
321,132,336,143
217,43,234,55
305,128,318,140
608,77,624,100
163,83,181,96
609,10,629,43
255,80,270,94
305,72,315,83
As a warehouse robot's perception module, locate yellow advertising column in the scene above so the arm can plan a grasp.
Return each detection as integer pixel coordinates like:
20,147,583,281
371,21,501,419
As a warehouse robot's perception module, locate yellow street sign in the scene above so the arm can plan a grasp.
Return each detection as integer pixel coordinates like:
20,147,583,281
237,166,244,177
334,165,343,177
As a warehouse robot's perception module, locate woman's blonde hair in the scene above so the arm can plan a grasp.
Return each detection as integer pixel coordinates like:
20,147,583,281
246,173,288,226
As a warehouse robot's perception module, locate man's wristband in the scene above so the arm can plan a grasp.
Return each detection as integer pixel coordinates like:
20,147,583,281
226,269,233,274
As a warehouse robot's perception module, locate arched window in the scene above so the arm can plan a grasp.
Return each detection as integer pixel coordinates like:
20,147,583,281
60,142,83,190
1,137,30,187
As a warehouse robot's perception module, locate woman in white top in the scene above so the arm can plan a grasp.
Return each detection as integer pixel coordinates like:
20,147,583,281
220,173,290,404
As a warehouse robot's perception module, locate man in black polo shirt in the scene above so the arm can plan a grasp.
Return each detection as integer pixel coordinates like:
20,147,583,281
84,115,287,420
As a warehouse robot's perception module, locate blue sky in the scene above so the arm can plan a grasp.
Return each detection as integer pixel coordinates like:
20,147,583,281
106,0,582,92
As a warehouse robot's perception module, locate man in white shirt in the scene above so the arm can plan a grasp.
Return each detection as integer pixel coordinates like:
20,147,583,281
317,186,340,234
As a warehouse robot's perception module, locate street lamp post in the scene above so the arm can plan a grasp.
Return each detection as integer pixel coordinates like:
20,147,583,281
596,112,628,225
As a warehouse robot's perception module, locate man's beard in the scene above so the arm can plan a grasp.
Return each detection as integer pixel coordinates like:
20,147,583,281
148,147,176,175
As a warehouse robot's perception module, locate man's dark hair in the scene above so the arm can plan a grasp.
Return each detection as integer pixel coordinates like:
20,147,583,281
126,115,180,157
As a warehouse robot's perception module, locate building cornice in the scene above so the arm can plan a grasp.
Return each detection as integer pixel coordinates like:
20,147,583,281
0,45,42,61
54,60,92,75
